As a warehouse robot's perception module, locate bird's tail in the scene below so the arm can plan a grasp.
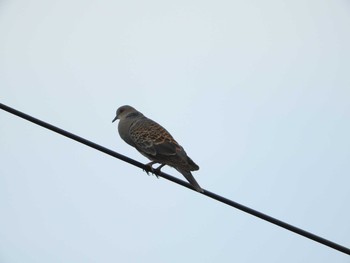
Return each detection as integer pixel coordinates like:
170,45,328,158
177,169,204,193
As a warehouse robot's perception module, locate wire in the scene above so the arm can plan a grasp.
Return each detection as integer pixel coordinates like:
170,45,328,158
1,102,349,256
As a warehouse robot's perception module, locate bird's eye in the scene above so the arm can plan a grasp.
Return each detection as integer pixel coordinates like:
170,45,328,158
119,109,124,114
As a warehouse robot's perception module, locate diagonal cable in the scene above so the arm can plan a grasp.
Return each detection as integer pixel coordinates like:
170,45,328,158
1,102,349,256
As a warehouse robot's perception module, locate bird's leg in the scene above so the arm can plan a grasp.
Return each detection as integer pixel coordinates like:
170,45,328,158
154,164,165,173
153,163,165,178
144,161,158,175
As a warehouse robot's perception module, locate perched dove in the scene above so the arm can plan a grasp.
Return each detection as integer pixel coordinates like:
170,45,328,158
112,105,203,193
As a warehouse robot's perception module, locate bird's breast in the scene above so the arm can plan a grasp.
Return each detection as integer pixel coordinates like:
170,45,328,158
118,119,136,147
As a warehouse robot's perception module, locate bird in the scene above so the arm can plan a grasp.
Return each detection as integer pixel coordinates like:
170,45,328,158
112,105,203,193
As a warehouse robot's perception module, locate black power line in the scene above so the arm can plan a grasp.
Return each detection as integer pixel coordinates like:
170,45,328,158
1,102,349,256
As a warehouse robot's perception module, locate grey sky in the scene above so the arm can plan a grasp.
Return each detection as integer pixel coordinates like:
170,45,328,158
1,0,350,262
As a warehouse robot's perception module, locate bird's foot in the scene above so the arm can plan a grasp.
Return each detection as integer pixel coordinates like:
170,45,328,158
143,162,165,179
144,161,157,176
153,164,165,178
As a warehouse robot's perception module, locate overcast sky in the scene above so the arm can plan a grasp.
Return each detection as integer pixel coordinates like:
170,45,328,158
1,0,350,262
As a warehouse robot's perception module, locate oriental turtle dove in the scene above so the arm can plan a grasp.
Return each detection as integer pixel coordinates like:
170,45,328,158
112,105,203,193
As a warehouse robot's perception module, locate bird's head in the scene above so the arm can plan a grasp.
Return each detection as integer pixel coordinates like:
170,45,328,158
112,105,138,122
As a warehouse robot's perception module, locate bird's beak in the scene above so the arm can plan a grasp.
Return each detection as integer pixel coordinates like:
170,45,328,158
112,115,118,123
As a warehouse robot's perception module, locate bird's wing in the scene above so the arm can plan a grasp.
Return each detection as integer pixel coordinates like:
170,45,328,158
129,118,180,157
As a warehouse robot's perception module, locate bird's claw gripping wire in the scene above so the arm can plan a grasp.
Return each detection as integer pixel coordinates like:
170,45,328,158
144,162,165,178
